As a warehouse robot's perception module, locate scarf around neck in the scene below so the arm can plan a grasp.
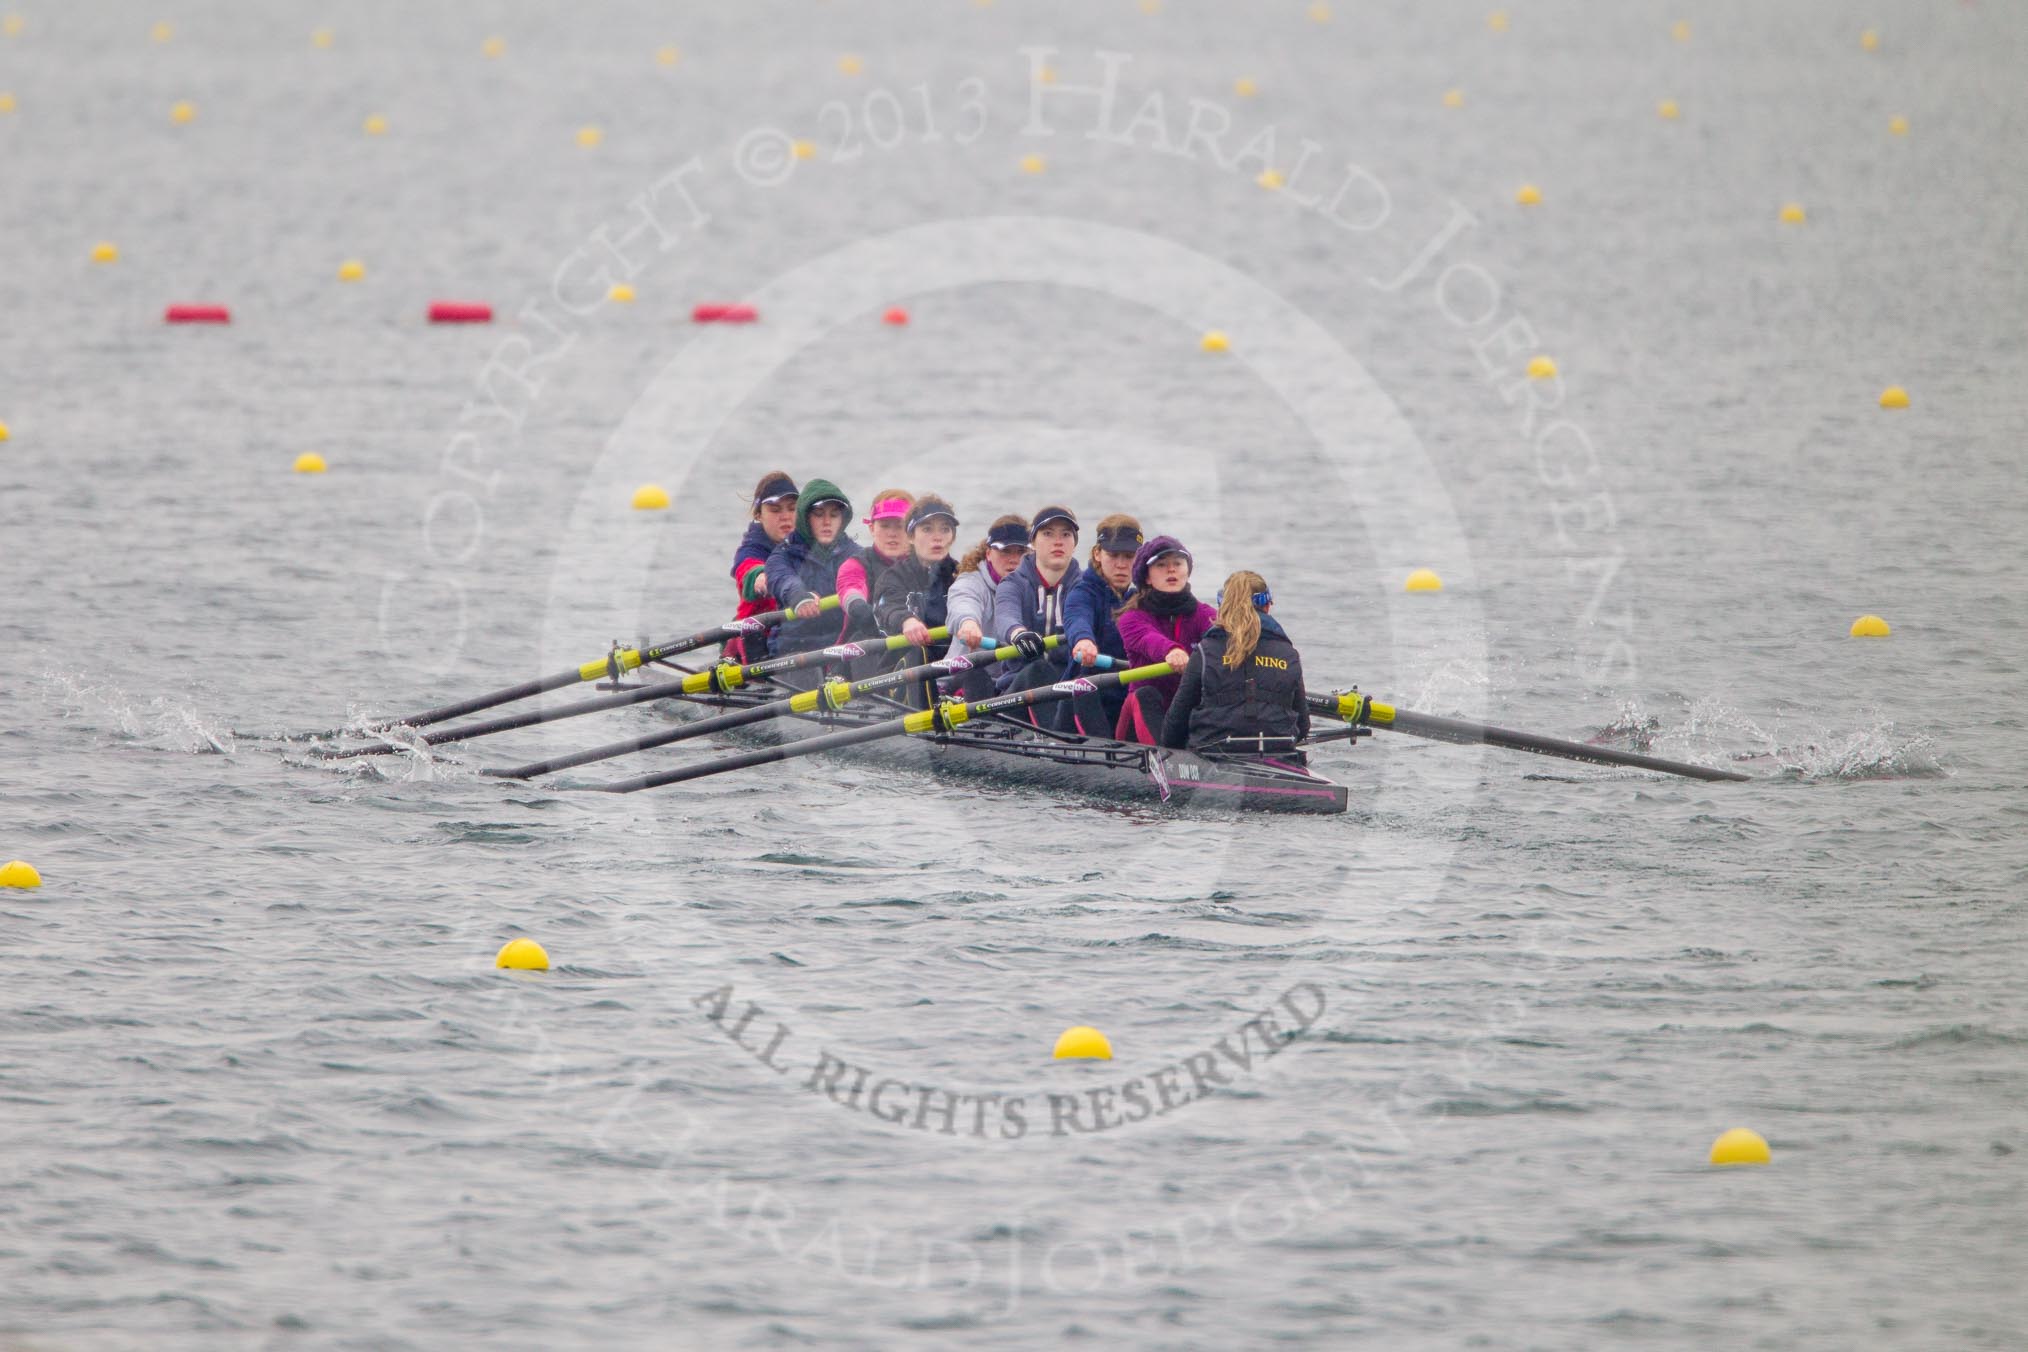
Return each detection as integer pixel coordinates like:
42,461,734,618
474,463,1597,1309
1140,585,1199,620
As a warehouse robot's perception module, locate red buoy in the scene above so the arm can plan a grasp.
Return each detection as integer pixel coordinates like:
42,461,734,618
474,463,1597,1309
428,301,492,324
164,304,231,324
883,307,909,326
720,304,758,323
691,303,727,323
693,303,757,323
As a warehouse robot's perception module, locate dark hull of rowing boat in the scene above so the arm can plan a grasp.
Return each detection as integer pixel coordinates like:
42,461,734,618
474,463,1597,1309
650,679,1351,815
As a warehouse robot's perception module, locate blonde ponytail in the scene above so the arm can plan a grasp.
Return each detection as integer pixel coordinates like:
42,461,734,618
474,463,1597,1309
1217,570,1268,668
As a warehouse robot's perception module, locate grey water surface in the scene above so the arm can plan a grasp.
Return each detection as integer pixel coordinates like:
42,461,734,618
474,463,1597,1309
3,1,2026,1348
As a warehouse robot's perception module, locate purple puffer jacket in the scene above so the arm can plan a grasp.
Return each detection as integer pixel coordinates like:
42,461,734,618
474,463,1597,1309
1117,599,1216,704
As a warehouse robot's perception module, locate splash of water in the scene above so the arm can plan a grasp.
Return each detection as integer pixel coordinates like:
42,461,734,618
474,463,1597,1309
42,671,237,755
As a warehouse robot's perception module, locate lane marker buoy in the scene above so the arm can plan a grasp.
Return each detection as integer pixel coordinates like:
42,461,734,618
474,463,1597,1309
883,307,909,326
92,241,120,263
294,452,327,474
0,860,40,888
1053,1026,1112,1060
1849,614,1891,637
1515,183,1542,205
1200,330,1230,352
428,301,492,324
1878,385,1909,409
496,937,549,969
1709,1127,1770,1165
170,100,196,124
164,303,231,324
1780,202,1807,224
631,483,671,510
337,259,365,282
1405,568,1443,592
1020,153,1046,174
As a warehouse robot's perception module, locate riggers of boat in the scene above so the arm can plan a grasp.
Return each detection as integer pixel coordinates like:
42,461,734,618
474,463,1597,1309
293,592,1749,813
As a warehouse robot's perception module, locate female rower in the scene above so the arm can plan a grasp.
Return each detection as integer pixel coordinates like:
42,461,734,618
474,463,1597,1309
1056,513,1143,733
944,515,1029,698
726,469,797,662
860,487,914,601
995,505,1082,691
873,495,960,703
1161,571,1310,758
1114,535,1216,743
762,478,875,655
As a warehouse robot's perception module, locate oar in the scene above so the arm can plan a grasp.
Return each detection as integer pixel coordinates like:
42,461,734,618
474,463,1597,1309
287,595,842,740
1309,691,1750,783
589,662,1173,794
488,637,1085,779
317,623,946,760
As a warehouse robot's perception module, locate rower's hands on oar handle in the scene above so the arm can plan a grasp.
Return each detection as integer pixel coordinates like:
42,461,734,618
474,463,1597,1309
1165,647,1191,669
794,597,824,619
845,595,875,625
955,619,984,650
902,617,931,646
1010,628,1047,660
1071,638,1100,667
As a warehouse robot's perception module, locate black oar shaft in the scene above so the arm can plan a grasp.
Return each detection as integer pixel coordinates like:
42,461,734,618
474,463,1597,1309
489,633,1020,779
484,701,785,778
593,719,906,793
1310,694,1749,783
592,661,1170,794
351,596,839,733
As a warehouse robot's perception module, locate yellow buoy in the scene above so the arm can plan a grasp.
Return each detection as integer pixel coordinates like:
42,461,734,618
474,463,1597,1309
1527,355,1559,380
1053,1026,1112,1060
1879,385,1910,409
1020,152,1046,174
151,21,173,43
1657,98,1681,121
1849,614,1891,637
311,28,334,49
608,282,636,303
92,241,120,264
655,45,679,67
480,35,506,59
363,113,388,136
1036,66,1057,85
1,14,23,37
1308,2,1332,22
1404,568,1443,592
1256,168,1284,190
170,100,196,125
496,937,549,970
1443,88,1464,109
1888,114,1909,136
631,483,671,510
837,54,863,76
1779,202,1807,224
1671,20,1691,43
1138,0,1160,13
1709,1127,1771,1166
1860,29,1880,52
1488,10,1510,32
293,452,328,474
1234,76,1258,98
577,125,604,148
790,139,816,160
337,259,365,282
0,92,14,114
0,419,10,440
1200,330,1230,353
1515,183,1542,206
0,860,41,888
